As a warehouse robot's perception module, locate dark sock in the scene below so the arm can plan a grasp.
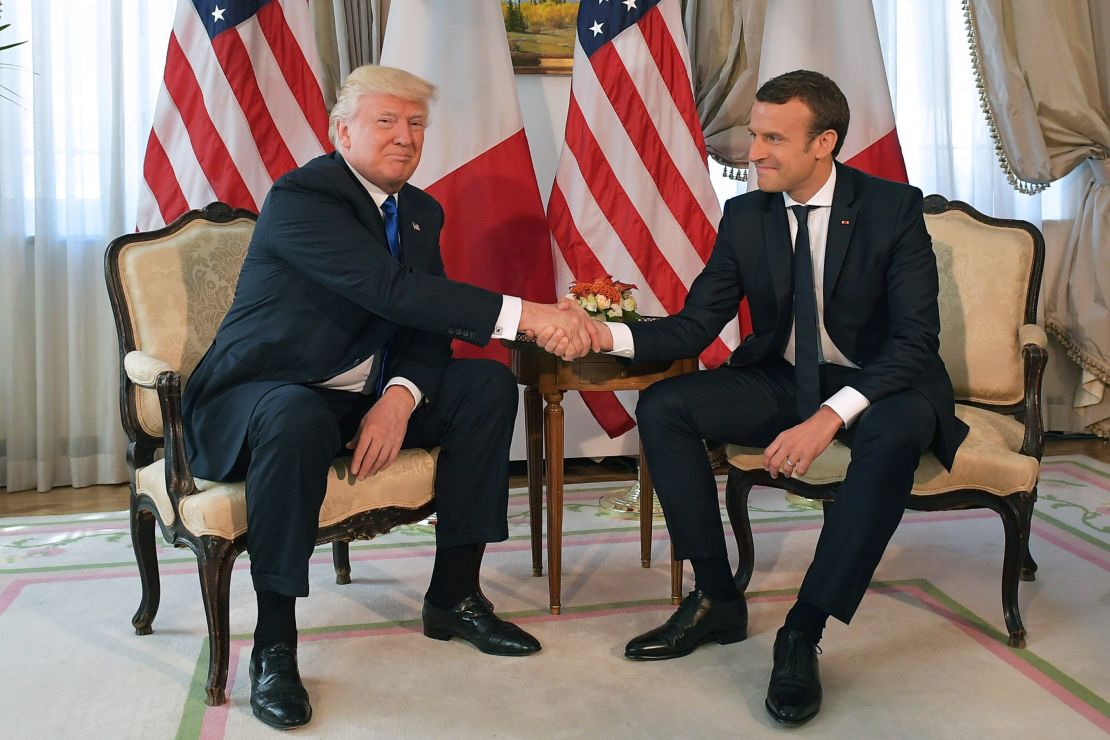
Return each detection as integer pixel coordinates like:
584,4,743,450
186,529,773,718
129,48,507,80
691,556,739,602
784,600,828,645
426,543,482,609
254,590,297,654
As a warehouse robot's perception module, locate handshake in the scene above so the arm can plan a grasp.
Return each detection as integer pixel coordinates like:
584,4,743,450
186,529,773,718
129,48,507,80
520,299,615,361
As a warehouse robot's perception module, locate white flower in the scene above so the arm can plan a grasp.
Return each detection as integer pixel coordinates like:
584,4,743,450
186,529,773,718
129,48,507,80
585,295,598,313
596,294,611,310
622,296,637,312
607,304,623,318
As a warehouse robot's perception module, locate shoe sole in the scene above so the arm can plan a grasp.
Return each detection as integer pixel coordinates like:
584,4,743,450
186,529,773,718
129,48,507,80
624,626,747,661
423,625,541,656
251,704,313,731
764,698,819,727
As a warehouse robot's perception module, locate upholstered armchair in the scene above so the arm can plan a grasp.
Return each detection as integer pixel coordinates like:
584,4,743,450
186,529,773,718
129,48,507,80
105,203,441,705
678,196,1047,648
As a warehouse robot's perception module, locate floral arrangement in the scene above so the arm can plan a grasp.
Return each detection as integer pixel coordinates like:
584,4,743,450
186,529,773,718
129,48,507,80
567,276,641,323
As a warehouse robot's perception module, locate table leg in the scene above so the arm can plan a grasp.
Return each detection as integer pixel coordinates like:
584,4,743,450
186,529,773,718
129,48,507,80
543,390,565,614
671,548,683,604
524,386,543,577
639,446,652,568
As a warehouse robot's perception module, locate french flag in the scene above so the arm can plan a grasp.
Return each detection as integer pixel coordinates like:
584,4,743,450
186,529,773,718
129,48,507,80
380,0,555,364
750,0,909,186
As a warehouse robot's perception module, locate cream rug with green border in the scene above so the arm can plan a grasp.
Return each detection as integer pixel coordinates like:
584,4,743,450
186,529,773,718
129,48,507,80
2,455,1108,738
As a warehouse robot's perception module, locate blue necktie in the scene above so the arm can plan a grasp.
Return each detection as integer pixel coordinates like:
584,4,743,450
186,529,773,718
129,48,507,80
791,205,821,418
374,195,401,396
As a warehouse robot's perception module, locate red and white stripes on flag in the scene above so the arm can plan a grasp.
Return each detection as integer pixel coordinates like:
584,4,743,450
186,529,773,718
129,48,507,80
753,0,908,185
549,0,740,436
137,0,331,231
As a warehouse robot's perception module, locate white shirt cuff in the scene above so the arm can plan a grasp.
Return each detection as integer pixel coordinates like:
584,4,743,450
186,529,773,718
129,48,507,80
384,377,423,410
822,386,869,428
605,321,636,358
491,295,522,341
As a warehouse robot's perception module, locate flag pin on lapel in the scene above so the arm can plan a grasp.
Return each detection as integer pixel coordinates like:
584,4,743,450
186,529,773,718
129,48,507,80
412,222,421,231
841,220,850,225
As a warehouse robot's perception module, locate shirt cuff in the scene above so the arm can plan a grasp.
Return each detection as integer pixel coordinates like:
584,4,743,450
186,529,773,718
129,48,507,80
822,386,869,428
491,295,522,341
384,377,423,410
605,321,636,358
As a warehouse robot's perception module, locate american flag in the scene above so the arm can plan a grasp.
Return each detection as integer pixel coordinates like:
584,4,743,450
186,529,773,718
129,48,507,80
137,0,331,230
548,0,740,436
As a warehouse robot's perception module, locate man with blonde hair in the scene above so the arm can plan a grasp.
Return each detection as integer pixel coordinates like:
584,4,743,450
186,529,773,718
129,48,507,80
183,64,594,729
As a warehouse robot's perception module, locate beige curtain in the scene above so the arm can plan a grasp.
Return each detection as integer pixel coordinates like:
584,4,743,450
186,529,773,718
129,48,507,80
682,0,766,180
967,0,1110,437
311,0,388,109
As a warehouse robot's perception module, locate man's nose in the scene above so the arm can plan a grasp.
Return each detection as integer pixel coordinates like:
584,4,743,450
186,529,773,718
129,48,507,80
749,138,765,162
393,124,414,145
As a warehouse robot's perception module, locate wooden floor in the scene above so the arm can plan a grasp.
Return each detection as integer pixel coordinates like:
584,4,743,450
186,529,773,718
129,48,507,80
1,437,1107,518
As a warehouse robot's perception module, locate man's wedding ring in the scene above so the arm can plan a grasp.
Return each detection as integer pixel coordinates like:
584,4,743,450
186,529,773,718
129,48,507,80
784,457,795,466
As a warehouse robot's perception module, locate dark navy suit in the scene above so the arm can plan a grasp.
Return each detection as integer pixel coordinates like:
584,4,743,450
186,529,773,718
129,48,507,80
630,163,969,622
184,152,518,596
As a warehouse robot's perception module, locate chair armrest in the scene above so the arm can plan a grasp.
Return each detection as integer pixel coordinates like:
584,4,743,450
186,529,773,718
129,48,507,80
1020,329,1048,460
1019,324,1048,350
155,370,199,504
124,350,174,388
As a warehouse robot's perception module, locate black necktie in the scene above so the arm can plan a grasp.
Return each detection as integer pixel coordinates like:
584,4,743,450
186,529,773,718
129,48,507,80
370,195,401,397
790,205,821,418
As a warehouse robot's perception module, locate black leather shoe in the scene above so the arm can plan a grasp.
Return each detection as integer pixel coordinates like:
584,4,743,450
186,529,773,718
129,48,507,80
249,642,312,730
422,593,541,656
624,589,747,661
765,628,822,726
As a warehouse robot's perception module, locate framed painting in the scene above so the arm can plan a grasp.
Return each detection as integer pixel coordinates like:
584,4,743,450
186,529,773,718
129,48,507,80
503,0,578,75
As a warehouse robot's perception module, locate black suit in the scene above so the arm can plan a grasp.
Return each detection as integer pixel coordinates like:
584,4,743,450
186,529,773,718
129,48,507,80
183,152,518,597
631,163,969,622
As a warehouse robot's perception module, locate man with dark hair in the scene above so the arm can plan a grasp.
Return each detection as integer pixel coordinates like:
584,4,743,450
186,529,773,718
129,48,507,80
577,69,967,726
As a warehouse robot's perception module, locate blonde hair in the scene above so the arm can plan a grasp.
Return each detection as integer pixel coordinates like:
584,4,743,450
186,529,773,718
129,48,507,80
328,65,438,147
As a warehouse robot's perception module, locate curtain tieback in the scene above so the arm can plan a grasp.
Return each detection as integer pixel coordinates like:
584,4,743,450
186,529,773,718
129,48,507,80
1088,157,1110,187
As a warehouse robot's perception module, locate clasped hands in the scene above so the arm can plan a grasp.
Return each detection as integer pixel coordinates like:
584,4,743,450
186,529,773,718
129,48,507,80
520,299,614,361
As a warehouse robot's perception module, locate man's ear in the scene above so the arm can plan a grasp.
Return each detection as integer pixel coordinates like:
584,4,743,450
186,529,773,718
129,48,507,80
335,119,350,149
816,129,838,160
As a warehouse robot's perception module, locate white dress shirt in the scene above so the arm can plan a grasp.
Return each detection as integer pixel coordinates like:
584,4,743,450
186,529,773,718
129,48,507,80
317,159,522,406
606,167,870,427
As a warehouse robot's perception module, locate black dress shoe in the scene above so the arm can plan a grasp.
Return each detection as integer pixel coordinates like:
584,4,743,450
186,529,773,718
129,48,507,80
765,628,822,726
624,589,747,661
422,593,541,656
249,642,312,730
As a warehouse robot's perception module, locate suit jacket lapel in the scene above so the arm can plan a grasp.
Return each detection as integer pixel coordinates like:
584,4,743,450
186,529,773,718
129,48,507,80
397,184,430,265
763,195,792,313
823,162,858,307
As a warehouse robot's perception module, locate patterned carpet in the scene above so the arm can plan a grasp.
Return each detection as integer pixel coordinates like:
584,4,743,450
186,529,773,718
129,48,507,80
2,456,1108,738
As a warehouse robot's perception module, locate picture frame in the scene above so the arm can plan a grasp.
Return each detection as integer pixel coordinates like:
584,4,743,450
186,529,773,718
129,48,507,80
503,0,579,75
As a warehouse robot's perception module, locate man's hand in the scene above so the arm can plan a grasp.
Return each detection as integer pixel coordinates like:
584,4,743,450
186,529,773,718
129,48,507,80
520,299,597,360
347,385,415,479
763,405,843,479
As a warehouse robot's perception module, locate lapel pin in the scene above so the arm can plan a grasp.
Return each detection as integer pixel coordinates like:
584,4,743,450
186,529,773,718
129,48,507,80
841,220,850,225
412,222,421,231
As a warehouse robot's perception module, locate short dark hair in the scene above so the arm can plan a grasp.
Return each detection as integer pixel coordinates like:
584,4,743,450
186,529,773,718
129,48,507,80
755,70,850,158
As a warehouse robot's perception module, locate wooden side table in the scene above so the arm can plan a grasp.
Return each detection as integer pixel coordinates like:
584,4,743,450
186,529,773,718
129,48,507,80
504,340,696,614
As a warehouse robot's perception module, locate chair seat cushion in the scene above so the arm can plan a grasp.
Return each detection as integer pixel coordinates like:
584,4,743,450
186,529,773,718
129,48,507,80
726,405,1038,496
135,448,438,539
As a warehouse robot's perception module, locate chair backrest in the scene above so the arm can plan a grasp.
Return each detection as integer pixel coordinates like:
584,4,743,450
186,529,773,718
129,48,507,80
105,203,256,441
923,196,1044,410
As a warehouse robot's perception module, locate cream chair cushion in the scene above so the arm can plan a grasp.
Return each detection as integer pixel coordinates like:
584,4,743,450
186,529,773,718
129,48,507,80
117,217,254,438
726,404,1037,496
135,448,438,538
928,209,1036,406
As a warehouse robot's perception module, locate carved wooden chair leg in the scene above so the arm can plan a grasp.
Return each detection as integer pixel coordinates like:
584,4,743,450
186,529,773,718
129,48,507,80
332,541,352,585
130,496,160,636
725,468,757,595
197,536,239,706
1018,490,1038,581
995,498,1028,648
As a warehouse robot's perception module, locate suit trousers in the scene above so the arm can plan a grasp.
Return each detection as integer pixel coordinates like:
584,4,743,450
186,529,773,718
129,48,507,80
636,359,936,623
226,358,518,597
